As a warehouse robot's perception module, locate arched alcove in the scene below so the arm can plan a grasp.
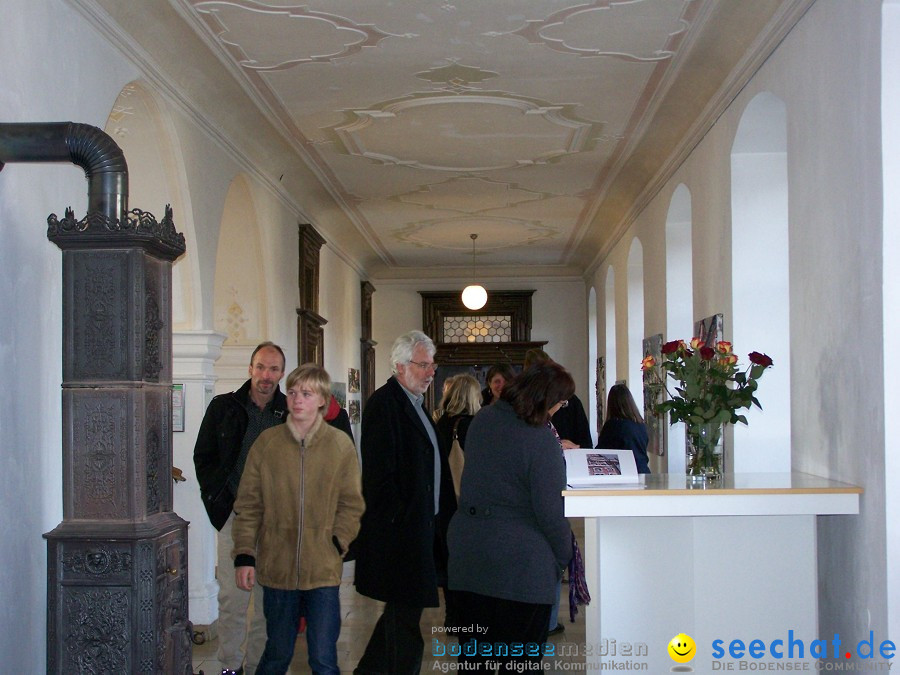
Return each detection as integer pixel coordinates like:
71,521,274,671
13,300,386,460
604,267,617,397
588,286,598,445
212,175,270,395
213,176,268,347
731,91,790,472
627,238,644,395
665,184,693,472
104,81,200,330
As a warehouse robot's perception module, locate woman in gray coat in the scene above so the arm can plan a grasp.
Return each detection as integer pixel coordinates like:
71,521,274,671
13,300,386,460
447,362,575,671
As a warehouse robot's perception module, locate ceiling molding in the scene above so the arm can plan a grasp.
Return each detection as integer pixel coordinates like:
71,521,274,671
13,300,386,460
581,0,817,277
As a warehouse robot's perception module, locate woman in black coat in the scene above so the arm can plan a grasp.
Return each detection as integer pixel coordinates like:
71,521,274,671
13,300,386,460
596,383,651,474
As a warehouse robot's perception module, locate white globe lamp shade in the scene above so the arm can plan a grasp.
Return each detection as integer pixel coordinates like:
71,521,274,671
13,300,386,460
461,284,488,310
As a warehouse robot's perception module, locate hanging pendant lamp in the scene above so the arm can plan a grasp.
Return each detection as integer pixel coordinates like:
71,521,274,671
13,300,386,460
461,233,488,310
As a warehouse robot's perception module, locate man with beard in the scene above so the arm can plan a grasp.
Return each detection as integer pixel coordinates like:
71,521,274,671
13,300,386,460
194,342,288,675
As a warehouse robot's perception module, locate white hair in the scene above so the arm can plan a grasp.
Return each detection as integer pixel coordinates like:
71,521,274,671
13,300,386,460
390,330,436,374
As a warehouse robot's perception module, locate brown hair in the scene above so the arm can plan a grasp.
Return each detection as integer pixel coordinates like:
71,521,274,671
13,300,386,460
501,362,575,426
605,383,644,424
523,348,551,370
485,363,515,386
250,341,286,370
285,363,331,411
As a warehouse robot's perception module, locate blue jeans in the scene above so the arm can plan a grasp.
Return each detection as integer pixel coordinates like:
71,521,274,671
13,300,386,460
257,584,341,675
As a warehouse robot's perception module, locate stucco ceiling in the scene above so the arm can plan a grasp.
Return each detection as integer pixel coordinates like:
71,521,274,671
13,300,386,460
78,0,813,280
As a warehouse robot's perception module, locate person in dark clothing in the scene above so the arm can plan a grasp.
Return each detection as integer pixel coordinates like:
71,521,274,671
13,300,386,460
596,383,651,474
323,394,354,443
193,341,288,675
353,331,451,675
551,392,593,449
523,349,592,448
433,374,482,631
448,363,574,672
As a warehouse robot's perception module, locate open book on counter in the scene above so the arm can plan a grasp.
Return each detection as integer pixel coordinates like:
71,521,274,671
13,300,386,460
565,448,643,488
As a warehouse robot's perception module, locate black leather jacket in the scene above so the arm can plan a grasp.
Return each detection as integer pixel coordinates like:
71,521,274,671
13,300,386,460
193,379,287,530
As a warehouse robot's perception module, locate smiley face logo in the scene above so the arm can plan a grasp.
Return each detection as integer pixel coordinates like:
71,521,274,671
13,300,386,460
668,633,696,663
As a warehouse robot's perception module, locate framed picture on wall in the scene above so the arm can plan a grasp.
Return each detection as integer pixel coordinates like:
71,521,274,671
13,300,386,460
348,368,360,393
642,334,665,456
694,313,724,347
348,400,360,424
595,356,606,435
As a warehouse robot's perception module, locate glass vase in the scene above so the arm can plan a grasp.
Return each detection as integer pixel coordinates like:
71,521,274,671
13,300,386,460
685,421,724,482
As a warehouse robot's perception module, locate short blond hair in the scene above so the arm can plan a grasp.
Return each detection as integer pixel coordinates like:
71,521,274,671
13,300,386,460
285,363,332,410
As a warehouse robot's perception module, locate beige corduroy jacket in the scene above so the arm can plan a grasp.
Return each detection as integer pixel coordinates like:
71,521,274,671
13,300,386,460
232,414,365,590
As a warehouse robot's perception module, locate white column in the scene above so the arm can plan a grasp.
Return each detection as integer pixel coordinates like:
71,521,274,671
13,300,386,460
214,343,257,396
172,330,227,625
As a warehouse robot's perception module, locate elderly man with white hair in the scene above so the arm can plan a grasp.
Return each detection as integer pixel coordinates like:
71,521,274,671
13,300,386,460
353,330,454,674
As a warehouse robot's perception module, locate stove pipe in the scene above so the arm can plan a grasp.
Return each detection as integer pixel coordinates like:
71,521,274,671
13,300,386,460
0,122,127,224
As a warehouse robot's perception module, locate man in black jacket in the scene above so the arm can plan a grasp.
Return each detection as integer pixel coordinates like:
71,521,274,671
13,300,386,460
193,341,287,675
354,330,451,674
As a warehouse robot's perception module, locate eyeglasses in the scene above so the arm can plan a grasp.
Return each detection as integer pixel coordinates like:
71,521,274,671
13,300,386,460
409,360,439,372
559,400,569,408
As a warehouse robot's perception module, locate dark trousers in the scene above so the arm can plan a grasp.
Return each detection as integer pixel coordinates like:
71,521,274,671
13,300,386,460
354,601,424,674
454,590,551,672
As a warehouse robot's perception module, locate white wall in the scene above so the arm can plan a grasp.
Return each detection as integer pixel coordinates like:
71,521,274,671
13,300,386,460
0,1,141,670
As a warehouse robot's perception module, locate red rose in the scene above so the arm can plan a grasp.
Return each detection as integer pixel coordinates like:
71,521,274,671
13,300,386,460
748,351,773,367
700,346,715,360
661,340,682,355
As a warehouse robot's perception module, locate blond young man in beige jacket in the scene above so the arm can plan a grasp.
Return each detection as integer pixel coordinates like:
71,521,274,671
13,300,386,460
232,364,364,674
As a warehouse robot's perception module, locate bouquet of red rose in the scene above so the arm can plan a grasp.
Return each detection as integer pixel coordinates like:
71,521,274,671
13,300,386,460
644,338,773,477
644,338,773,428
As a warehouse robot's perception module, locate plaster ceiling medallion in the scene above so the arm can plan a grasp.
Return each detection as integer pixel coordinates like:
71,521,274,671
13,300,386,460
507,0,696,61
394,177,546,214
326,92,605,172
414,61,499,94
190,0,394,70
393,217,557,252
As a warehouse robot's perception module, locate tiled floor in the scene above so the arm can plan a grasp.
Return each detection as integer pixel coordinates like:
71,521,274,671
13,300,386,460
193,521,587,674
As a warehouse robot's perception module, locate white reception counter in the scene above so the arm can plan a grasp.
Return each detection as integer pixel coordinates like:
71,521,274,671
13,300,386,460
563,472,861,673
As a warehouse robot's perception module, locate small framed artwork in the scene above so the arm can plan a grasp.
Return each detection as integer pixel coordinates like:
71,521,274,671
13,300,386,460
694,313,724,347
348,368,360,394
172,383,185,433
595,356,606,435
642,334,665,456
348,400,360,424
